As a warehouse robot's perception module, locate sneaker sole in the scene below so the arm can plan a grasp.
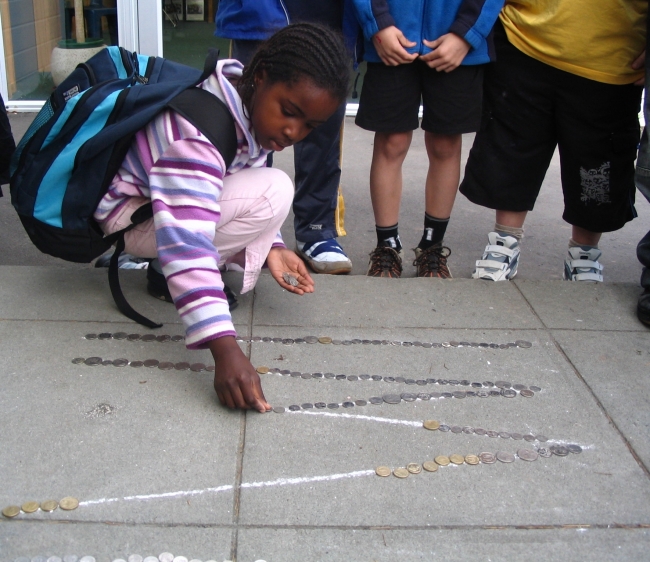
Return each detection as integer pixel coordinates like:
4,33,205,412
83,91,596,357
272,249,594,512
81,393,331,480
296,247,352,275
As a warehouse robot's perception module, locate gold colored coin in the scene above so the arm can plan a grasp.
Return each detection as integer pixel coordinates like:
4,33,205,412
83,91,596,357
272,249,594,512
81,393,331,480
423,420,440,431
255,366,269,374
375,466,391,477
407,463,422,474
449,454,465,465
434,455,450,466
318,336,332,344
59,496,79,511
21,501,39,513
465,454,480,465
2,505,20,518
40,500,58,512
423,461,439,472
393,467,409,478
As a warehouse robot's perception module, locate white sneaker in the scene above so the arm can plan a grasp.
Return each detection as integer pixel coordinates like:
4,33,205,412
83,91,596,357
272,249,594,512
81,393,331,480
472,232,521,281
296,239,352,274
563,246,603,282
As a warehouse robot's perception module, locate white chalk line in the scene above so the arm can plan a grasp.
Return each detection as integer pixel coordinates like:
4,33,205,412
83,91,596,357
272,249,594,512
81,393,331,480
79,469,373,507
290,409,422,427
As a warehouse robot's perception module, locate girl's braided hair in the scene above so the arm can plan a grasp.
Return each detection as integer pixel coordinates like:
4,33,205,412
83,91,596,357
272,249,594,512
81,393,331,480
237,22,351,110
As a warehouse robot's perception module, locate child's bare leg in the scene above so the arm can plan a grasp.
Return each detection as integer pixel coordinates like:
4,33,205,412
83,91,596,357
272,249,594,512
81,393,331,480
370,131,413,226
495,209,528,229
571,225,601,247
424,131,462,219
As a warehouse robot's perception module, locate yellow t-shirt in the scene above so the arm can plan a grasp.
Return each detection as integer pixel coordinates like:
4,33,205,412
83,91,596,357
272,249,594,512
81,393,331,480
500,0,646,84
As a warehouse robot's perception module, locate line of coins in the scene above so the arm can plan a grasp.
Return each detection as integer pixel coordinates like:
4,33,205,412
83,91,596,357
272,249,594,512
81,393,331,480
2,497,79,519
11,556,225,562
375,444,582,478
82,332,533,349
71,357,215,372
257,366,542,396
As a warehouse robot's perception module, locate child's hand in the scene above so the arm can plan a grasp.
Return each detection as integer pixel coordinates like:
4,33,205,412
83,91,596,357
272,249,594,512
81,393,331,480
372,26,418,66
267,247,315,295
209,336,271,412
421,34,471,72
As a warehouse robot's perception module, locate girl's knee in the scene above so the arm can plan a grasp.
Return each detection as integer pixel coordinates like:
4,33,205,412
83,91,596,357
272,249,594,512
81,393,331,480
264,167,293,216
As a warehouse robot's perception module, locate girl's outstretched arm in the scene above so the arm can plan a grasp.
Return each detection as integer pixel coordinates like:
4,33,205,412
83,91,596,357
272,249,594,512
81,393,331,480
209,336,271,412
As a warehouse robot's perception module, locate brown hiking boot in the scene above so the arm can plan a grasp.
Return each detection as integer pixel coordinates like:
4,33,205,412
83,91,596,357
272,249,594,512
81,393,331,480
413,245,452,278
367,246,403,278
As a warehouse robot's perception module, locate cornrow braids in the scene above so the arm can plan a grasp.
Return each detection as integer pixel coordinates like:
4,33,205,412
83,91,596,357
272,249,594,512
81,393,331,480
238,22,351,112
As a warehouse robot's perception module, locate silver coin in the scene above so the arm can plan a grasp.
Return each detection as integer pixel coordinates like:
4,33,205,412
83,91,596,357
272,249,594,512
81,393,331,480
127,334,141,341
314,402,327,408
438,379,448,385
441,392,453,399
536,435,548,442
336,374,346,380
331,339,342,345
523,434,536,442
282,338,294,345
170,335,184,342
262,337,273,342
477,390,489,398
342,340,352,346
516,340,532,348
384,377,396,383
413,341,423,347
401,393,417,402
450,426,463,434
324,372,336,379
301,373,312,380
489,390,501,397
304,336,319,344
489,343,499,349
361,339,371,345
517,448,539,461
159,554,174,562
459,341,470,347
512,384,527,391
449,341,459,347
272,337,283,343
85,333,97,340
290,371,301,378
102,359,113,366
417,393,431,401
449,380,459,385
529,386,542,392
359,374,371,380
442,342,451,348
141,334,156,342
462,426,474,434
130,360,144,368
405,379,416,385
369,397,383,404
79,557,96,562
143,359,159,368
495,381,511,389
158,362,175,370
486,430,499,438
156,335,171,342
174,362,190,371
372,375,383,381
112,358,129,367
355,399,368,406
461,380,471,386
327,403,339,409
479,452,496,464
128,555,143,562
273,407,285,414
282,272,299,287
312,372,323,378
142,558,158,562
439,424,451,432
499,432,511,439
395,377,406,383
342,401,355,408
466,391,477,397
430,392,442,399
474,428,486,435
471,382,483,388
501,389,517,398
469,342,479,347
427,378,437,384
301,403,314,409
72,357,86,364
98,332,112,340
520,389,535,398
84,357,103,366
551,445,570,457
479,342,489,348
510,432,523,441
288,405,301,411
537,447,552,458
383,394,402,404
352,339,362,344
347,375,358,381
499,343,509,349
190,363,206,372
402,341,413,347
280,369,291,375
431,342,442,348
483,381,495,387
567,444,583,454
372,340,383,345
112,332,128,340
452,391,466,399
496,451,516,463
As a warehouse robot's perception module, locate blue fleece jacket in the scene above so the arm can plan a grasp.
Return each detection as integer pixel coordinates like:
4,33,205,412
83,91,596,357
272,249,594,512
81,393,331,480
215,0,289,40
351,0,504,65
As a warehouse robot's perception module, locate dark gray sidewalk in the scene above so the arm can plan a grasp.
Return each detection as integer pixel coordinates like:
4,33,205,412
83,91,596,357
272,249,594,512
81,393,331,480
0,113,649,561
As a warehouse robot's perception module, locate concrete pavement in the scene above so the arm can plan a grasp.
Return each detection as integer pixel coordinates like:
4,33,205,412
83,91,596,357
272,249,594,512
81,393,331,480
0,113,649,561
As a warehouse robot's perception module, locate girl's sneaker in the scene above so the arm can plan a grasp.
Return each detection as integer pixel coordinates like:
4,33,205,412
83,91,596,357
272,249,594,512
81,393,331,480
296,239,352,274
472,232,520,281
413,245,452,278
563,247,603,282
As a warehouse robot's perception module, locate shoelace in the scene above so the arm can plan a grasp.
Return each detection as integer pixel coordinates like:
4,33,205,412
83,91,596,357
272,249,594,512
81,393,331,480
414,246,451,274
369,247,402,275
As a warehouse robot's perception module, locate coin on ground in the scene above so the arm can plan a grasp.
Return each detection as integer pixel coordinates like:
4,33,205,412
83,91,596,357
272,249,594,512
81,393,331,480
479,452,496,464
515,340,532,348
41,500,58,512
272,406,285,413
318,336,332,344
393,467,409,478
423,420,440,431
423,461,439,472
407,463,422,474
376,466,391,477
256,366,269,374
517,449,539,462
568,444,583,454
2,505,20,517
538,447,552,458
71,357,86,364
496,451,516,463
174,362,190,371
434,455,450,466
465,454,480,465
190,363,206,372
383,394,402,404
84,357,102,366
59,497,79,510
520,389,534,398
143,359,159,368
21,501,39,513
158,362,175,370
449,454,465,465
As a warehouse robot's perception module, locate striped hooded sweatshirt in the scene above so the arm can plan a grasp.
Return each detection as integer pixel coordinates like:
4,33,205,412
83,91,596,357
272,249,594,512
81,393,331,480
94,60,284,349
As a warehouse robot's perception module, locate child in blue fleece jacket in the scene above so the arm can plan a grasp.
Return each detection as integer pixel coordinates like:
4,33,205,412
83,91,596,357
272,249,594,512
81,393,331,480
351,0,503,278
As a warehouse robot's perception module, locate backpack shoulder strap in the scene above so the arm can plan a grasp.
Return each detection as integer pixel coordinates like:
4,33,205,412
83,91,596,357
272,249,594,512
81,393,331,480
167,88,239,168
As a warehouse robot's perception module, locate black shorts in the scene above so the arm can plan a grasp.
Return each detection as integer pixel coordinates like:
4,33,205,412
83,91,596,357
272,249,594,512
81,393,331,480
355,59,484,135
460,24,642,233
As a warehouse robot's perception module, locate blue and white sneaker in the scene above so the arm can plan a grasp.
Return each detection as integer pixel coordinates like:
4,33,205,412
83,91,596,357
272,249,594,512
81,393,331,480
563,246,603,282
472,232,520,281
296,239,352,274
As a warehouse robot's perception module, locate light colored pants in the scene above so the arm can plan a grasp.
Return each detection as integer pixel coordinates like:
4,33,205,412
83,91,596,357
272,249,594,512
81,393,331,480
100,167,294,292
